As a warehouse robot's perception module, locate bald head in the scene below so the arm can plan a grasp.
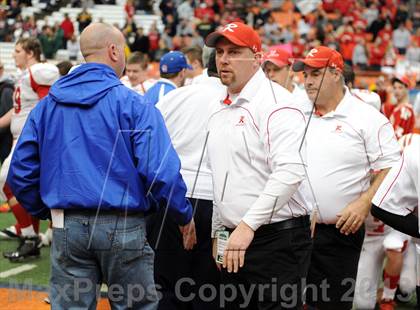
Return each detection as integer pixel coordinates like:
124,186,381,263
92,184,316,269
80,23,126,77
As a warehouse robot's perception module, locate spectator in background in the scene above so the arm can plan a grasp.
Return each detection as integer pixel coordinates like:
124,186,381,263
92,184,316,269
66,34,79,61
190,30,204,47
368,12,387,41
352,37,368,70
22,15,38,37
148,23,160,60
165,14,177,37
291,34,305,59
161,27,174,50
382,41,397,67
79,0,94,7
339,25,356,66
159,0,176,25
368,37,386,71
196,14,216,39
176,19,194,37
0,12,12,42
406,41,420,66
394,2,409,28
7,0,21,19
297,16,311,38
12,14,24,40
363,2,379,27
77,8,92,33
195,2,215,21
263,15,279,37
124,0,135,19
154,39,170,61
378,22,393,45
122,16,137,35
60,13,74,49
392,23,411,55
177,0,194,21
38,25,60,59
281,25,293,43
53,22,64,50
130,27,149,54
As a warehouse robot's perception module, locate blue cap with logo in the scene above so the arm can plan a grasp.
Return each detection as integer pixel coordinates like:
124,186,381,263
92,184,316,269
159,51,193,74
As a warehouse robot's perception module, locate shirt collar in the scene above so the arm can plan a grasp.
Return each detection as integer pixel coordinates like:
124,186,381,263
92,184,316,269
157,78,177,89
220,69,266,106
310,86,352,118
333,87,354,117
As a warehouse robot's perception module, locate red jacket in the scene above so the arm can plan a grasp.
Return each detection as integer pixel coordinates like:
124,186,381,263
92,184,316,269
60,18,74,39
369,45,386,66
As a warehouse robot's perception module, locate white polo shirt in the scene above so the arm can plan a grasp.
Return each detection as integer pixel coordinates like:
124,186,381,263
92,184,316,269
156,74,226,201
372,134,419,234
351,88,382,111
207,69,310,232
306,88,400,224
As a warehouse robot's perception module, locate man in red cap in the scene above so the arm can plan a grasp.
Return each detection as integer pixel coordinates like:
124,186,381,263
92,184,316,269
383,76,415,139
293,46,401,309
205,22,312,309
262,48,309,105
262,48,294,91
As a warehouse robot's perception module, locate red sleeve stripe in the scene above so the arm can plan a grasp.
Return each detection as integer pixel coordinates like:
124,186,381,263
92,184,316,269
266,107,306,153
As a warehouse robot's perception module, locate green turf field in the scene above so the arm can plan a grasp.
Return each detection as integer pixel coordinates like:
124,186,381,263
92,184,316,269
0,211,417,308
0,212,50,288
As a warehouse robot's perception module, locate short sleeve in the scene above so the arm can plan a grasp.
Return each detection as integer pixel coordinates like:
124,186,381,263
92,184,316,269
365,115,400,171
372,152,417,216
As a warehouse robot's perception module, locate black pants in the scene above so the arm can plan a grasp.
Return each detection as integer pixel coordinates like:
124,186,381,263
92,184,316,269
221,216,313,310
147,198,220,310
306,224,365,310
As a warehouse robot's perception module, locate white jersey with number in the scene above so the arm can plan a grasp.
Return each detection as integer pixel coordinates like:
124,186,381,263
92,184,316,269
11,62,59,139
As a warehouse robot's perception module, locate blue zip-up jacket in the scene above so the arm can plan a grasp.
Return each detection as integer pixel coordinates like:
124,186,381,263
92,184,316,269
143,79,176,105
7,63,192,225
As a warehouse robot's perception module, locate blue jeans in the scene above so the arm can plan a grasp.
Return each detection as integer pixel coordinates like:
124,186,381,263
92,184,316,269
50,210,159,310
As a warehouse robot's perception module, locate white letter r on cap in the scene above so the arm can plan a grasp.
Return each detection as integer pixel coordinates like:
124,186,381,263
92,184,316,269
307,48,318,58
223,23,238,32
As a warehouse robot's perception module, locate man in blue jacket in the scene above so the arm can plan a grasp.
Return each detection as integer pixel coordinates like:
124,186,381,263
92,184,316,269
143,51,192,105
7,23,196,309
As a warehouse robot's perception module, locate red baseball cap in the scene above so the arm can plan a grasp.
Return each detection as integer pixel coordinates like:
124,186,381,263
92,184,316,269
292,46,344,72
262,48,292,68
391,75,411,88
205,22,262,53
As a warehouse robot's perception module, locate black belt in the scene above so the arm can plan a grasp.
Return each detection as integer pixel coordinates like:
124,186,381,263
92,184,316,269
226,215,310,234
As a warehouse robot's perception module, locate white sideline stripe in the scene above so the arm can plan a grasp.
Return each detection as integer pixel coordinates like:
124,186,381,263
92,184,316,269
0,264,37,278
